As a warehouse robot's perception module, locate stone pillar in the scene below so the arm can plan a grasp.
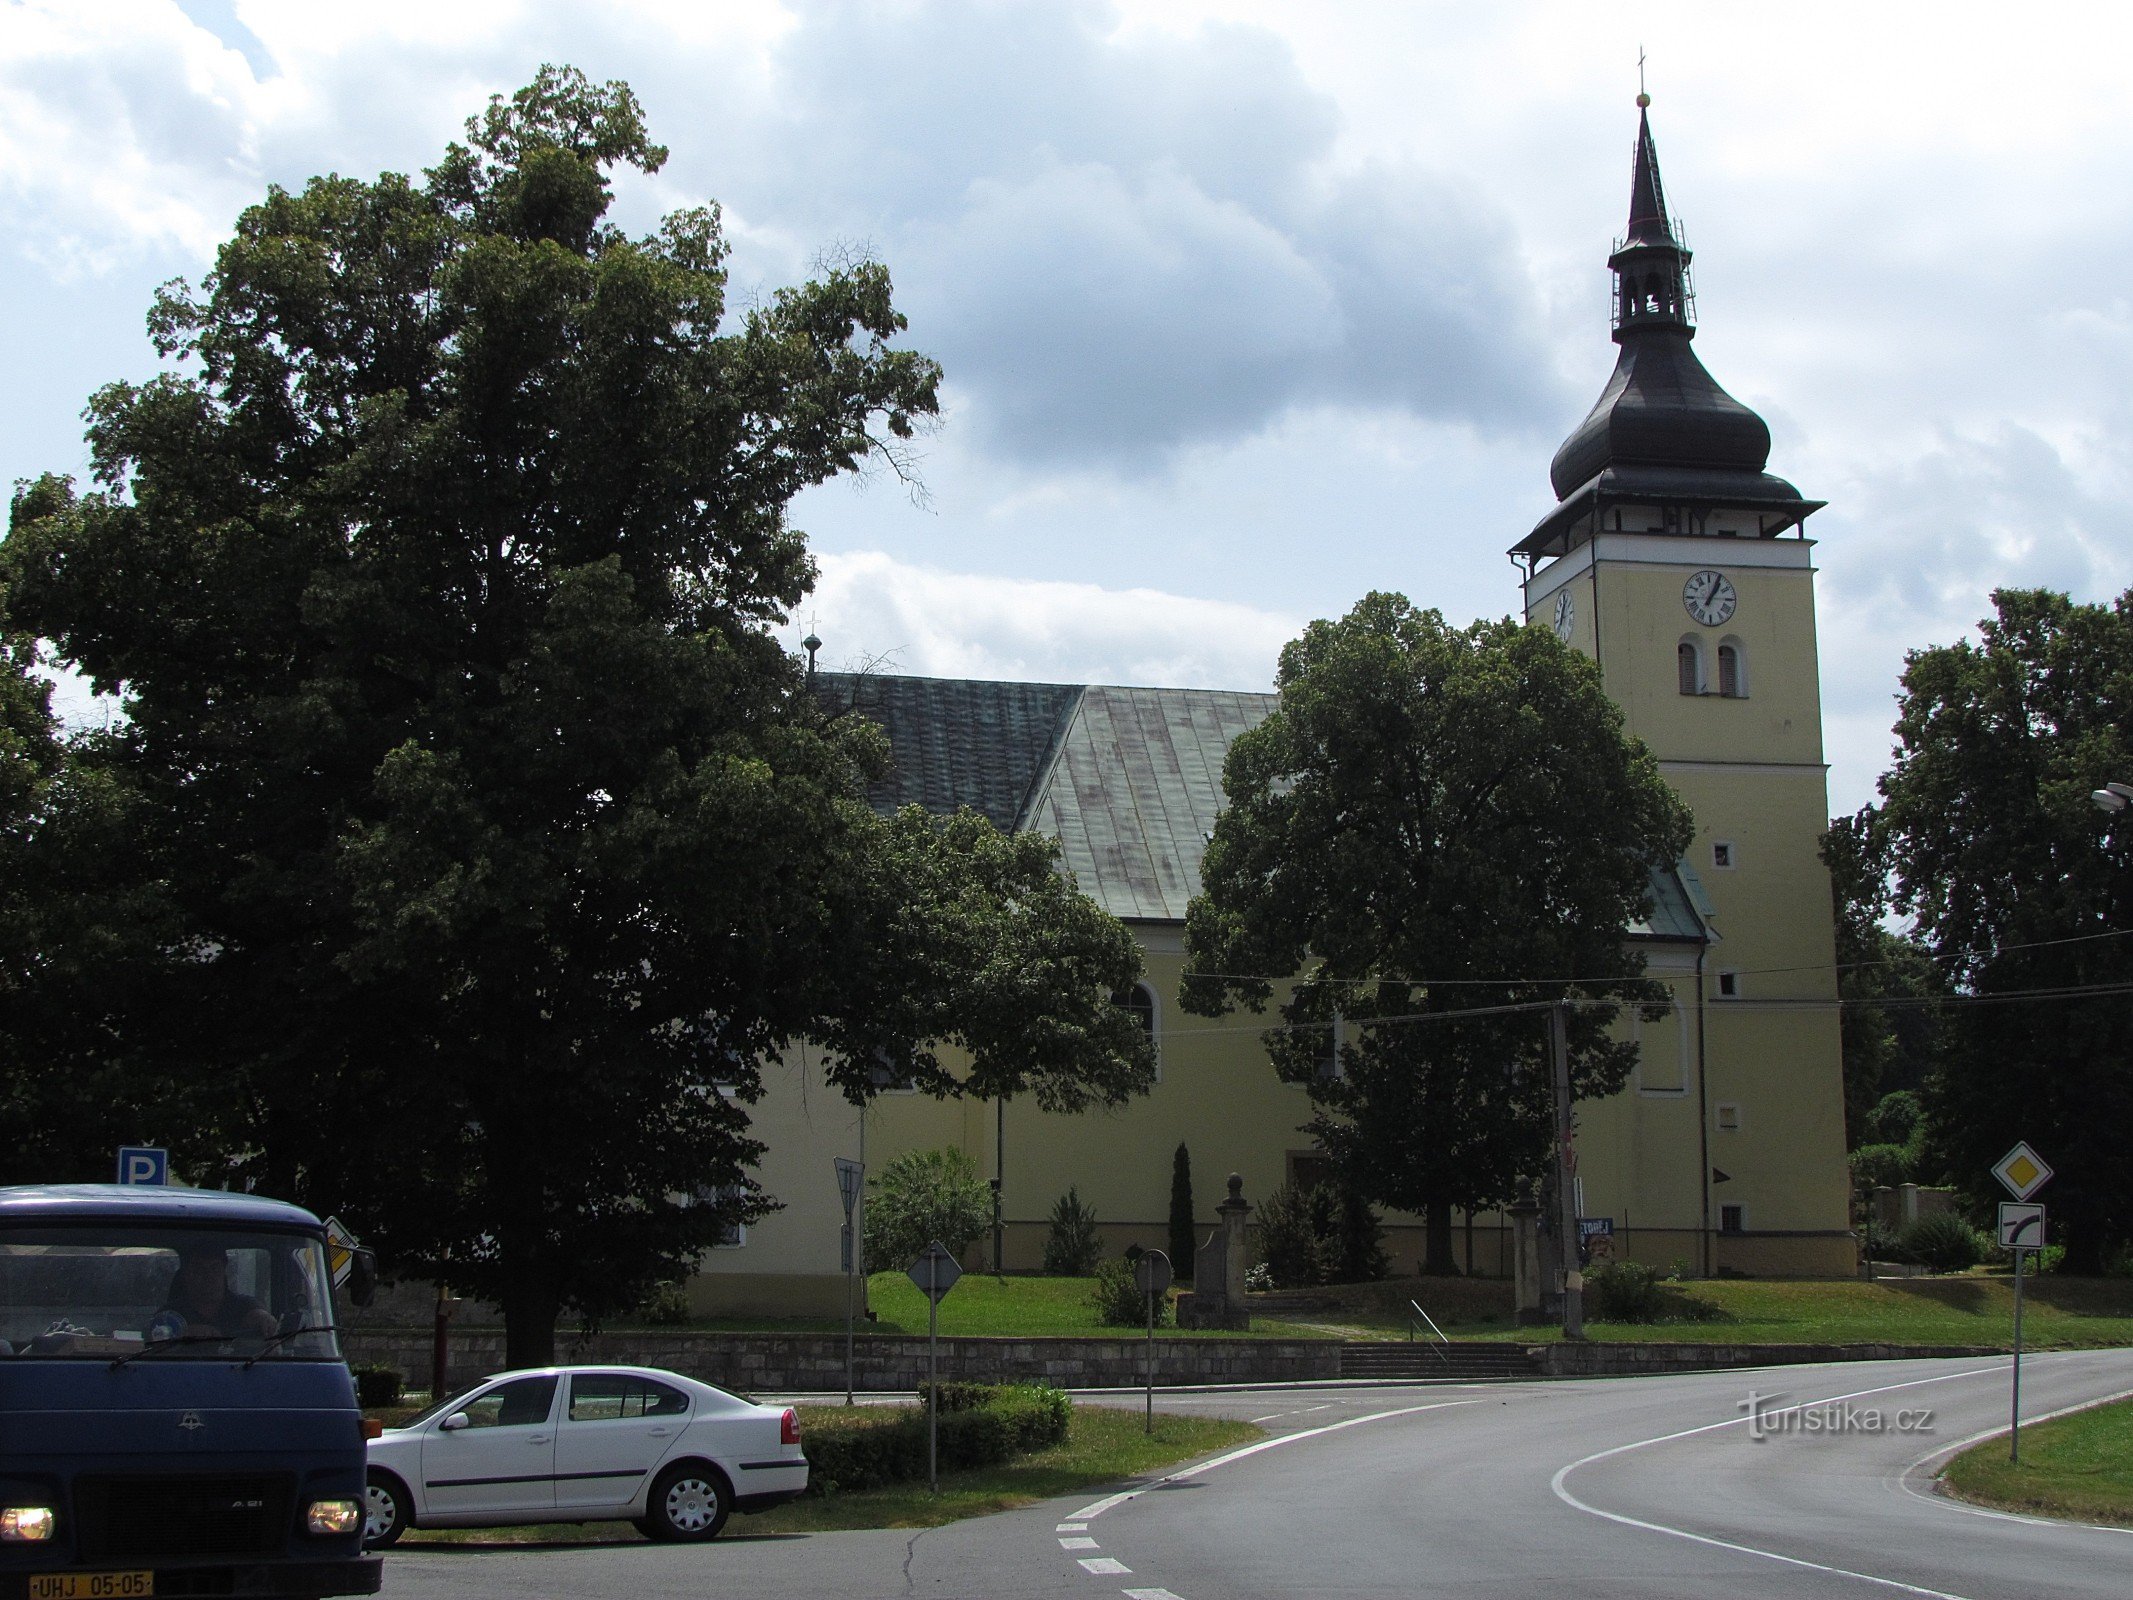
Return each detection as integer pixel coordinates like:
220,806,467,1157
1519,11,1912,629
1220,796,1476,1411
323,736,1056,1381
1898,1183,1921,1227
1219,1172,1251,1312
1509,1200,1544,1326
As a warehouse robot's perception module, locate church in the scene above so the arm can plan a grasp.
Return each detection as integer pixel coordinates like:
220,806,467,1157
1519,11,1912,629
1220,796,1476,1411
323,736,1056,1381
693,101,1854,1317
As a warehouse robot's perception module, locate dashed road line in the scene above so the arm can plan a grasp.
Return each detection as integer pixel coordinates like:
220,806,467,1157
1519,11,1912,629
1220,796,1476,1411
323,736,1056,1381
1060,1536,1100,1549
1121,1589,1187,1599
1055,1522,1087,1532
1077,1556,1131,1574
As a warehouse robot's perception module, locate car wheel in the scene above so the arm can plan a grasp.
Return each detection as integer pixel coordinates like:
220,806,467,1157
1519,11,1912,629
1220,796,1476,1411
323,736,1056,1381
645,1463,731,1542
364,1471,410,1550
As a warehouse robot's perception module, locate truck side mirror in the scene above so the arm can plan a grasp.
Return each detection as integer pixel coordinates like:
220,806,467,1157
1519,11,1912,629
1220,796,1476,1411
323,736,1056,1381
347,1249,378,1309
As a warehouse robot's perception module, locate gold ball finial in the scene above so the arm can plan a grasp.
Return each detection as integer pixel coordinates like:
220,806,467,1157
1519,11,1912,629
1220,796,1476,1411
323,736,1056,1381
1636,92,1651,108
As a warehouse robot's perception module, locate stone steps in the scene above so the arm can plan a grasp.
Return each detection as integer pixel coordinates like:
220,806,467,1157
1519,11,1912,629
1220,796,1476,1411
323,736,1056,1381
1337,1341,1541,1381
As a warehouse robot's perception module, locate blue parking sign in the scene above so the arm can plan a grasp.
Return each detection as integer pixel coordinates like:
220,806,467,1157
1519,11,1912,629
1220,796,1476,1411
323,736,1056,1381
116,1146,169,1186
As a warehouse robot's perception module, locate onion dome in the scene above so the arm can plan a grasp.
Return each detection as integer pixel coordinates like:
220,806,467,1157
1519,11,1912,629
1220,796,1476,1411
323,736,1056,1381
1518,104,1820,559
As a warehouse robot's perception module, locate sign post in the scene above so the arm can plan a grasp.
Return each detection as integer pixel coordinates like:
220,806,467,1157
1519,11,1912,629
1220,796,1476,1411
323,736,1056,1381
1133,1249,1173,1434
906,1242,963,1491
835,1157,864,1406
1992,1143,2054,1463
115,1147,168,1186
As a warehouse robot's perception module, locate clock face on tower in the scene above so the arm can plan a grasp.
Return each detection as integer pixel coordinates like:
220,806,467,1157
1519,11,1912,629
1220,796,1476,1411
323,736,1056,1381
1683,570,1738,627
1552,589,1575,641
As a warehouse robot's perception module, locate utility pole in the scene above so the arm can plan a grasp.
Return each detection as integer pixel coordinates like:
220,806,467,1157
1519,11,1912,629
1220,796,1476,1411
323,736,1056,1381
1550,1001,1585,1340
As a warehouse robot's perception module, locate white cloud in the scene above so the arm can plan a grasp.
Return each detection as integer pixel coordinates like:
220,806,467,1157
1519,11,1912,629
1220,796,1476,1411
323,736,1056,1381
784,550,1299,690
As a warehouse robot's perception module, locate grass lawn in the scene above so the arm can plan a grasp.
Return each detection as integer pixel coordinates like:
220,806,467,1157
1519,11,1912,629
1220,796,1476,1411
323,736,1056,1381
629,1270,1338,1340
393,1403,1259,1543
1941,1397,2133,1526
1275,1274,2133,1350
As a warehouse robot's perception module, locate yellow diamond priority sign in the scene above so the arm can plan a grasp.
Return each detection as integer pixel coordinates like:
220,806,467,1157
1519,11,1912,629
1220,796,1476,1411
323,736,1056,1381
1992,1142,2053,1202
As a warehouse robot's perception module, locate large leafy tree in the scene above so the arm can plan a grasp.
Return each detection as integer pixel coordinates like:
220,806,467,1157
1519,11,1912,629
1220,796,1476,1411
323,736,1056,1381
1,68,1153,1362
1181,594,1692,1273
1866,588,2133,1271
1822,811,1948,1152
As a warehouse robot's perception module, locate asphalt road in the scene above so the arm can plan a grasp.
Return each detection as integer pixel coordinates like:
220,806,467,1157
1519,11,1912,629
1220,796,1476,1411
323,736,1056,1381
379,1350,2133,1599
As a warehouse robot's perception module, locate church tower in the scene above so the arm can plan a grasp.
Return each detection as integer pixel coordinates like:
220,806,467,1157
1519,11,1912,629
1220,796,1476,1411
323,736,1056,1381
1517,99,1852,1275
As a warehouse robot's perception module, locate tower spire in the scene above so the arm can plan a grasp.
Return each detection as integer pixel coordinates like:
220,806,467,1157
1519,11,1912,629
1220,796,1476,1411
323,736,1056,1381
1514,96,1823,560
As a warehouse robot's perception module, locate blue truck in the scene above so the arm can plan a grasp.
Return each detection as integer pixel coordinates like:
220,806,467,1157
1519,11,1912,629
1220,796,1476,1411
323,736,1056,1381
0,1185,384,1600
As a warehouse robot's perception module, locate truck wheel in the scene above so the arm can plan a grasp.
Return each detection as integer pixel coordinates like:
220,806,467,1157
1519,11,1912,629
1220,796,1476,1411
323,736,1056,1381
364,1471,410,1549
644,1462,730,1541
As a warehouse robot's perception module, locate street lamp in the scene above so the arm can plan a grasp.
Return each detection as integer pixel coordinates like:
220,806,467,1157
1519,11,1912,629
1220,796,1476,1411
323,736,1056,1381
2089,782,2133,813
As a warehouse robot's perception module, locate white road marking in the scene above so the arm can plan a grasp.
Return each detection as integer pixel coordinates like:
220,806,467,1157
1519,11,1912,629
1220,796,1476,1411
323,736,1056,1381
1246,1412,1289,1423
1055,1522,1089,1532
1060,1536,1100,1549
1122,1590,1187,1599
1892,1383,2133,1537
1550,1364,2014,1600
1078,1556,1131,1574
1066,1398,1480,1524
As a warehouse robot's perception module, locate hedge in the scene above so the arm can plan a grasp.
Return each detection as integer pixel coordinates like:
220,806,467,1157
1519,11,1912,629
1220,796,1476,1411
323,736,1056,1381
803,1383,1071,1494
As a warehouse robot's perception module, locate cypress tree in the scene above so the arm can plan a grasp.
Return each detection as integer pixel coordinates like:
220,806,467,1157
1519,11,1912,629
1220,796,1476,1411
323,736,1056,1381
1168,1143,1196,1278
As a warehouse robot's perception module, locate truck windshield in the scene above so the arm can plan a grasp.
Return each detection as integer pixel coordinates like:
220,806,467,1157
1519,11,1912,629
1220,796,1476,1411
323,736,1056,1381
0,1223,341,1360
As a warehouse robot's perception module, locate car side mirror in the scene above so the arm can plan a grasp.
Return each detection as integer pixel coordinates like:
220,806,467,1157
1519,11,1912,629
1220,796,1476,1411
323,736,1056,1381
347,1249,378,1309
440,1411,470,1432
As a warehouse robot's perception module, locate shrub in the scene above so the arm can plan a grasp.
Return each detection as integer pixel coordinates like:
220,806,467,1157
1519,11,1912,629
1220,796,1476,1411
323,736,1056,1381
863,1147,991,1271
1244,1262,1274,1292
1251,1181,1386,1287
1900,1209,1982,1273
1168,1144,1196,1279
1332,1187,1389,1284
1091,1255,1171,1327
352,1365,403,1407
804,1384,1071,1494
1252,1182,1334,1288
1042,1186,1103,1275
637,1281,692,1326
1584,1260,1726,1323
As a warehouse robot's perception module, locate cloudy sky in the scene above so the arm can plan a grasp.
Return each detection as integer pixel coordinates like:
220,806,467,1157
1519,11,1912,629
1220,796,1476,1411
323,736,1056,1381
6,0,2131,819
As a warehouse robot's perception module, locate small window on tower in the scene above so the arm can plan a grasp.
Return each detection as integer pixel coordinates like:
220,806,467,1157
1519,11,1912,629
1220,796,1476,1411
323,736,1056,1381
1720,1204,1745,1234
1678,639,1703,695
1706,644,1740,699
1712,842,1735,870
1716,970,1741,999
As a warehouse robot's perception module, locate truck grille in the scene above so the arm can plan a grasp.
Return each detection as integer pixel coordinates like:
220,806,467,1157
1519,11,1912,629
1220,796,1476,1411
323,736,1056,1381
72,1474,295,1561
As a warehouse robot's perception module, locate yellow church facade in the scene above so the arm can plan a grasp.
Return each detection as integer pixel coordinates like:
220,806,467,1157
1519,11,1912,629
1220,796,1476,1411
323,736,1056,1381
688,104,1855,1318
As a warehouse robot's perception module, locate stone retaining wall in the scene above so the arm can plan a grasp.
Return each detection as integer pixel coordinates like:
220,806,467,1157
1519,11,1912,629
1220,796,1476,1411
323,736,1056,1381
341,1329,1341,1394
1525,1341,2003,1378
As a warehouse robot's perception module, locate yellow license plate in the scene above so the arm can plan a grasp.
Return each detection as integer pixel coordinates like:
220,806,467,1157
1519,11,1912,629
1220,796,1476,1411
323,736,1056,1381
29,1573,154,1599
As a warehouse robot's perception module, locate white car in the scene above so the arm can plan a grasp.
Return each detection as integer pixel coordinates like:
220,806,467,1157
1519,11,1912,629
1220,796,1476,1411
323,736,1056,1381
362,1364,808,1547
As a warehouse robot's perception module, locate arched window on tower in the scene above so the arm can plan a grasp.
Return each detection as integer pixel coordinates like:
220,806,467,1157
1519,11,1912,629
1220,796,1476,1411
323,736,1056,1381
1643,273,1662,316
1678,637,1705,696
1717,639,1747,698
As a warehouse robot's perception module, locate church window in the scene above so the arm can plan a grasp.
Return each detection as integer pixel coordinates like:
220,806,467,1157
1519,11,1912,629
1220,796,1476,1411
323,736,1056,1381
1115,983,1161,1080
1720,1204,1745,1234
1712,841,1735,870
1314,1010,1345,1083
1678,638,1704,695
1716,970,1741,999
1717,639,1746,697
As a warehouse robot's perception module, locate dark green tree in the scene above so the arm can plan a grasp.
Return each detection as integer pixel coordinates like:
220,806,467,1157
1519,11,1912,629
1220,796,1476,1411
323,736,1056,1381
1,68,1153,1363
1821,811,1950,1150
1867,588,2133,1271
1167,1142,1194,1277
1181,594,1691,1274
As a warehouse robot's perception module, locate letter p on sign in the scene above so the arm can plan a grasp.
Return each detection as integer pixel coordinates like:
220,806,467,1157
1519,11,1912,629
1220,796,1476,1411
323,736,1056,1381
116,1146,169,1186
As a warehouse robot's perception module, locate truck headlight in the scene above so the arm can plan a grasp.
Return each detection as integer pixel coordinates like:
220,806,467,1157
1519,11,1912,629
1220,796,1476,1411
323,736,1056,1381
305,1499,360,1536
0,1506,55,1542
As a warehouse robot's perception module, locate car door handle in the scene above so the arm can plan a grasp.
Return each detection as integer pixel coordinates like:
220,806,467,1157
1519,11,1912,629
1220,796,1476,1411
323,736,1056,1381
528,1434,551,1444
647,1427,672,1437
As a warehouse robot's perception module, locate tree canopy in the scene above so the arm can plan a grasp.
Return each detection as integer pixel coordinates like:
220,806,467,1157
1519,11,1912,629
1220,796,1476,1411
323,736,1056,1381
1180,594,1692,1272
0,67,1153,1361
1860,587,2133,1271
